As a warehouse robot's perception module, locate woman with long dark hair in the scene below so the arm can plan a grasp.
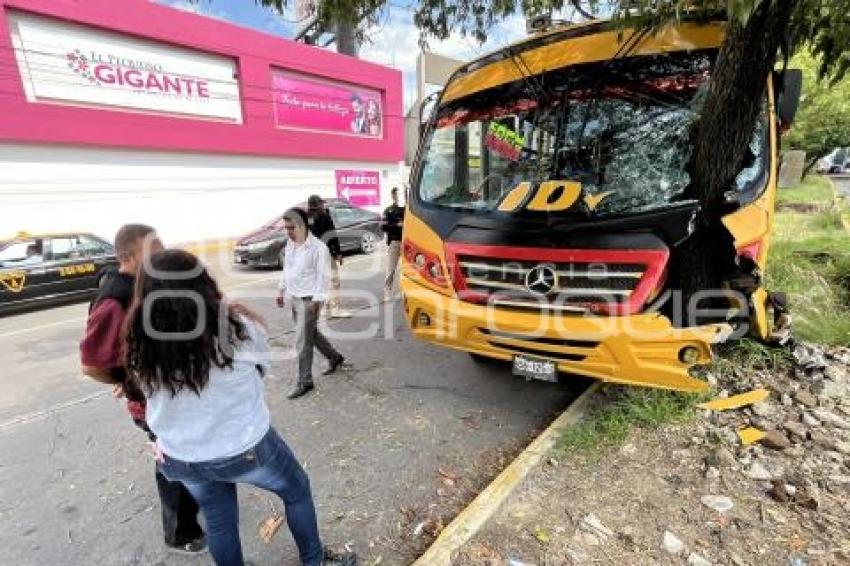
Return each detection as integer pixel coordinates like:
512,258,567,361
123,249,351,566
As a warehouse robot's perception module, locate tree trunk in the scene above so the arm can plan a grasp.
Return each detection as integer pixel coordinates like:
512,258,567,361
675,0,798,304
802,151,827,178
335,21,359,56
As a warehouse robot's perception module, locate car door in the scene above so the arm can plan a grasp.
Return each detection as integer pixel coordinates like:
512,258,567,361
44,235,98,294
0,237,50,308
329,204,361,251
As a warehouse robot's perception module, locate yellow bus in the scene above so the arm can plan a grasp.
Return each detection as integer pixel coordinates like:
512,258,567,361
400,19,801,392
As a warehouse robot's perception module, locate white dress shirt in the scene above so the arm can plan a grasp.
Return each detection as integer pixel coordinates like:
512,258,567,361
278,233,332,301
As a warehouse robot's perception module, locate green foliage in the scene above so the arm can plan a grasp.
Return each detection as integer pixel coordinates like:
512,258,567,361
248,1,850,85
714,338,791,380
768,178,850,346
784,51,850,168
555,386,699,455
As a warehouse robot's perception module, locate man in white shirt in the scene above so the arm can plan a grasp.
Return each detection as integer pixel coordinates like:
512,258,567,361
276,207,346,399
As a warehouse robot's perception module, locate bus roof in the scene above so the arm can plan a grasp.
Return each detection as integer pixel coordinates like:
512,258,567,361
441,20,725,104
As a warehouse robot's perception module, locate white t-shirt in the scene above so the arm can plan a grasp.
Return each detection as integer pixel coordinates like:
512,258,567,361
145,318,271,462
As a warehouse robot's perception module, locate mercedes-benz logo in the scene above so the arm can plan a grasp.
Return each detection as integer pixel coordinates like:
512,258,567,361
524,264,558,295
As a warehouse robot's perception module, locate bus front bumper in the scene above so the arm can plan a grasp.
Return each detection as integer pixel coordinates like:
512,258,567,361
401,277,731,392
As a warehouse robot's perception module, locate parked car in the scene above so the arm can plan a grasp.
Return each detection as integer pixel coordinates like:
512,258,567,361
233,198,382,269
0,231,118,316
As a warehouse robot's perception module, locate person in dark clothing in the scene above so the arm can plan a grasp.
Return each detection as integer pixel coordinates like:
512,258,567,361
382,187,405,300
80,224,206,555
306,195,344,317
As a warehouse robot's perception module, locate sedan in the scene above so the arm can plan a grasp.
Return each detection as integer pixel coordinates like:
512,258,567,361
0,232,118,316
233,198,382,269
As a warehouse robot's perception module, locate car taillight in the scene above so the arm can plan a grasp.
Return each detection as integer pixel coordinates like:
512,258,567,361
403,239,448,287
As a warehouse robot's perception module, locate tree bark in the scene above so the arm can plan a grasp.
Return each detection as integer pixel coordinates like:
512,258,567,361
335,21,359,56
675,0,798,304
802,150,827,178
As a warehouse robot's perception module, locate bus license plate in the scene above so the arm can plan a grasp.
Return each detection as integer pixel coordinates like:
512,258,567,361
512,354,557,382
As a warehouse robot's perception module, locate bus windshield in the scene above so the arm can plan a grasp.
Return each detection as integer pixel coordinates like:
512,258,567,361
417,51,767,217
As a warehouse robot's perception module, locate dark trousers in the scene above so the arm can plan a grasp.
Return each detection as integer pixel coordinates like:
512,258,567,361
155,463,204,546
136,418,203,545
292,297,341,385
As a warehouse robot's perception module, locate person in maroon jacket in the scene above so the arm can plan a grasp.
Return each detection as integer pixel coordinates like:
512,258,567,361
80,224,206,555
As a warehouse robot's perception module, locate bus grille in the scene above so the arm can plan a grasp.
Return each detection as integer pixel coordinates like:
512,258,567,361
445,243,669,315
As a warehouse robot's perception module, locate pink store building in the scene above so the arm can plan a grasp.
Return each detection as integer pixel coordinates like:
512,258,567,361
0,0,404,243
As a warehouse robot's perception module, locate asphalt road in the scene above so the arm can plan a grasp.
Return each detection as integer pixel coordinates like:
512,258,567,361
0,246,584,565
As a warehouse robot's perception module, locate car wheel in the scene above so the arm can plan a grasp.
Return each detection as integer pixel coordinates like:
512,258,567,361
360,231,377,254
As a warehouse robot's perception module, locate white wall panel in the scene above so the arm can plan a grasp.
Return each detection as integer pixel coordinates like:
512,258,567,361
0,143,404,244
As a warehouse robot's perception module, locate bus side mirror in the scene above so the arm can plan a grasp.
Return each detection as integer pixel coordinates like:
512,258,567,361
772,69,803,129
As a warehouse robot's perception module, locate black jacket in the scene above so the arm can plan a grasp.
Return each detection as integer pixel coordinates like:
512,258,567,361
88,267,146,405
91,266,134,311
382,204,405,244
308,210,341,257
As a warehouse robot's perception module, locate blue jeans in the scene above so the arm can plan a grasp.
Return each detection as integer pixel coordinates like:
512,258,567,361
158,427,323,565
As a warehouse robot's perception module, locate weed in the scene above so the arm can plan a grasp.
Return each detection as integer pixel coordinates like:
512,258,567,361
766,178,850,346
555,387,699,456
713,338,792,385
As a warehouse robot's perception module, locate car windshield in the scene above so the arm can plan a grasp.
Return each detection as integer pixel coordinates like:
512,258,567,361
263,216,286,229
0,239,43,267
417,50,767,217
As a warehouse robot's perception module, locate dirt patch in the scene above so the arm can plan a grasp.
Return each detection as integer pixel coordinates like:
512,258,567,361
777,203,827,213
454,345,850,565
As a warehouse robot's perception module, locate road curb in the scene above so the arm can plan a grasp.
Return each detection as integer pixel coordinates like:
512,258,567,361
413,380,604,565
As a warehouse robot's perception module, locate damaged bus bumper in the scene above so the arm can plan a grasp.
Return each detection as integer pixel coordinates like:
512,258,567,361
401,276,732,392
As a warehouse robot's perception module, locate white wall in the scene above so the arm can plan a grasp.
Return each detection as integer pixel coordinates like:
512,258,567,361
0,143,405,244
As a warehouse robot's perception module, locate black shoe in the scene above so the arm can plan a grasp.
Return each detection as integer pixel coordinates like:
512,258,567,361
288,382,315,399
323,547,358,566
166,537,207,555
323,356,346,376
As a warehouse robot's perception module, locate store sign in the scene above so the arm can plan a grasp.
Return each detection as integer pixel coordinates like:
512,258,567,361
335,170,381,206
273,70,383,138
9,13,242,122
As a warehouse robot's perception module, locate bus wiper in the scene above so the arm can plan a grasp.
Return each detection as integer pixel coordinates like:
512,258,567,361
505,46,547,109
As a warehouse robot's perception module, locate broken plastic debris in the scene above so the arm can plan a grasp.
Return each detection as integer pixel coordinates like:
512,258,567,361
737,427,766,445
698,388,770,411
533,528,550,544
259,514,284,543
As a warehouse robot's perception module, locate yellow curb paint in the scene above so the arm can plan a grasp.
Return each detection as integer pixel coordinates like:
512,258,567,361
181,239,238,254
737,427,766,446
413,381,604,566
698,388,770,411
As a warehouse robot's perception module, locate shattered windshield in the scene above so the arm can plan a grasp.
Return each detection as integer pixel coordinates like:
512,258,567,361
416,51,766,217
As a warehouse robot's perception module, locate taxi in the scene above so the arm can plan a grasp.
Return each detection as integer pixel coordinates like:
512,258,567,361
0,231,118,315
